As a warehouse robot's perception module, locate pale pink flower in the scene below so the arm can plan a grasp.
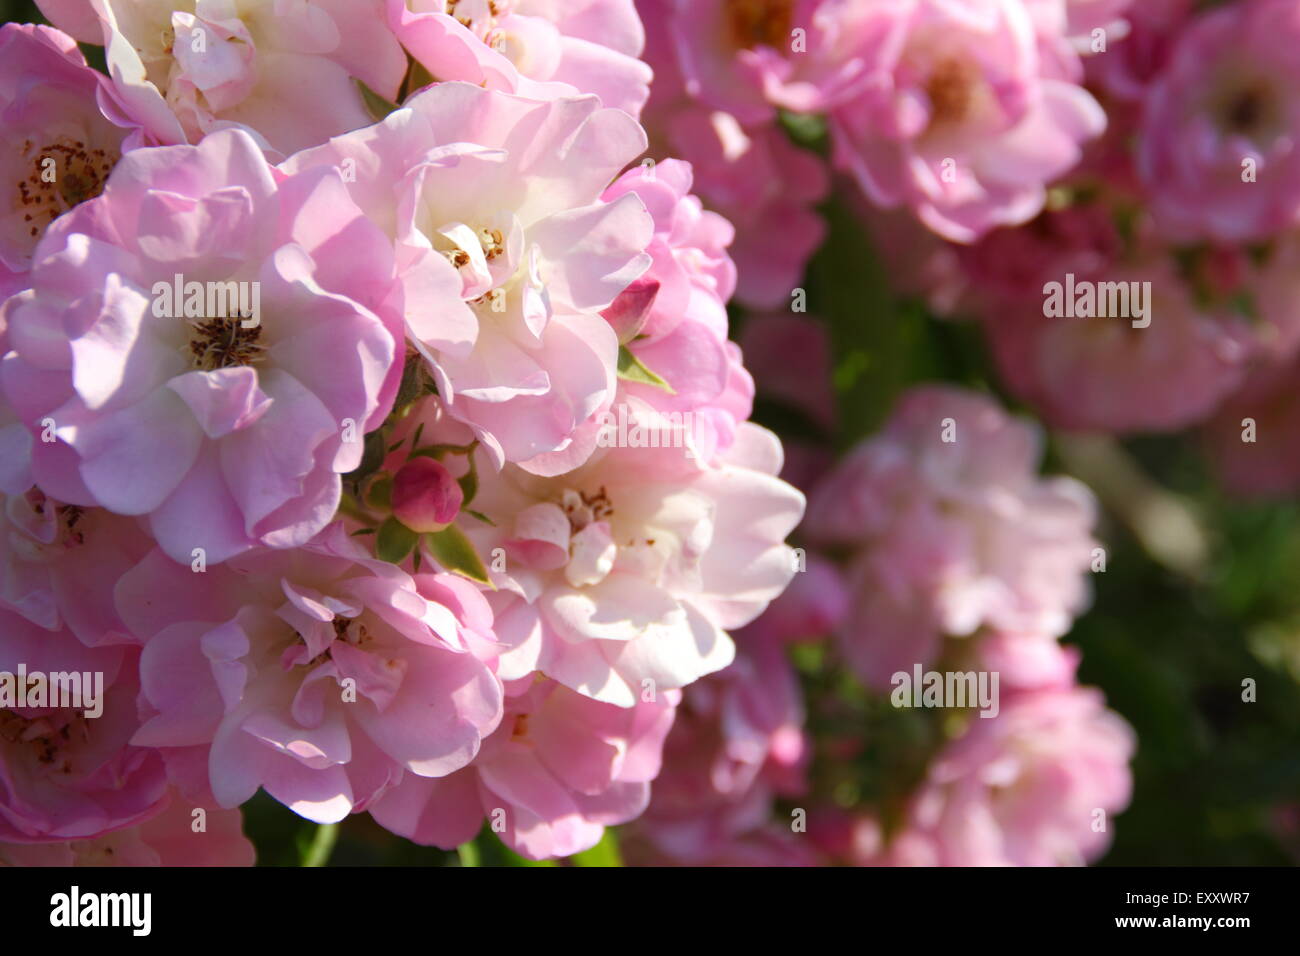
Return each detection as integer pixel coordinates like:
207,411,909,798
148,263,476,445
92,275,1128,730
1201,238,1300,496
116,523,503,823
598,159,754,461
953,202,1122,307
1059,0,1133,38
740,551,848,646
2,128,404,565
388,0,652,117
1203,365,1300,499
805,386,1097,688
638,4,828,309
398,396,804,707
894,682,1134,866
371,676,678,859
0,618,168,843
1084,0,1191,103
978,235,1294,434
1137,0,1300,242
0,790,254,866
829,0,1106,242
0,23,129,299
974,630,1081,692
38,0,407,158
0,490,151,647
282,82,653,472
1020,0,1133,55
664,108,828,310
663,0,879,124
635,635,808,863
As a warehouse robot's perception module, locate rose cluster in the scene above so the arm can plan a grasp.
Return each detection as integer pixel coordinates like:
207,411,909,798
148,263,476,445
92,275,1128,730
0,0,802,865
9,0,1252,868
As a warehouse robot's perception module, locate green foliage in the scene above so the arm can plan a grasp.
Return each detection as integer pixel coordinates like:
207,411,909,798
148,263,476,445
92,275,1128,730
617,345,674,392
424,525,492,585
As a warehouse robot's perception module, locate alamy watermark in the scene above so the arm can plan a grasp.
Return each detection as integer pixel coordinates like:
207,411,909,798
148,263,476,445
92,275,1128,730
152,273,261,328
596,404,698,459
1042,273,1151,328
50,886,151,936
0,664,103,718
890,664,1000,718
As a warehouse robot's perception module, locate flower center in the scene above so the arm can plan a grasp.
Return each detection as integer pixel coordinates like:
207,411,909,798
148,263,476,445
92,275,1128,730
443,226,505,269
332,616,373,646
20,489,88,550
0,709,81,771
1218,79,1277,138
727,0,794,49
926,58,977,128
187,317,266,371
446,0,509,48
510,713,530,741
15,138,117,239
56,505,86,547
560,486,613,533
294,616,375,668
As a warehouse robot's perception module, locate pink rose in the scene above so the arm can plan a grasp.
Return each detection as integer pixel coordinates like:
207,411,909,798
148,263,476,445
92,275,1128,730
38,0,407,158
665,0,879,124
0,490,151,647
2,128,404,565
388,0,652,117
0,790,254,866
117,523,503,823
1137,0,1300,241
372,676,678,859
0,616,168,843
282,83,654,472
806,386,1098,688
829,0,1105,242
0,23,130,298
894,682,1134,866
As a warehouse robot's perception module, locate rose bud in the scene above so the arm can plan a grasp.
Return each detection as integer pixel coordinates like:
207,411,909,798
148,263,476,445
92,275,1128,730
599,276,659,343
391,456,463,533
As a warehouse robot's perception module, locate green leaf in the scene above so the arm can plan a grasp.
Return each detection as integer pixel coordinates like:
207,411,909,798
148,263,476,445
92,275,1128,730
458,450,479,506
355,78,400,122
409,441,478,460
778,109,828,152
465,509,495,526
343,428,389,486
569,830,623,867
394,351,433,411
376,517,418,563
808,201,928,448
365,474,393,510
456,840,480,868
424,525,492,586
617,345,674,393
402,57,437,102
300,823,339,867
